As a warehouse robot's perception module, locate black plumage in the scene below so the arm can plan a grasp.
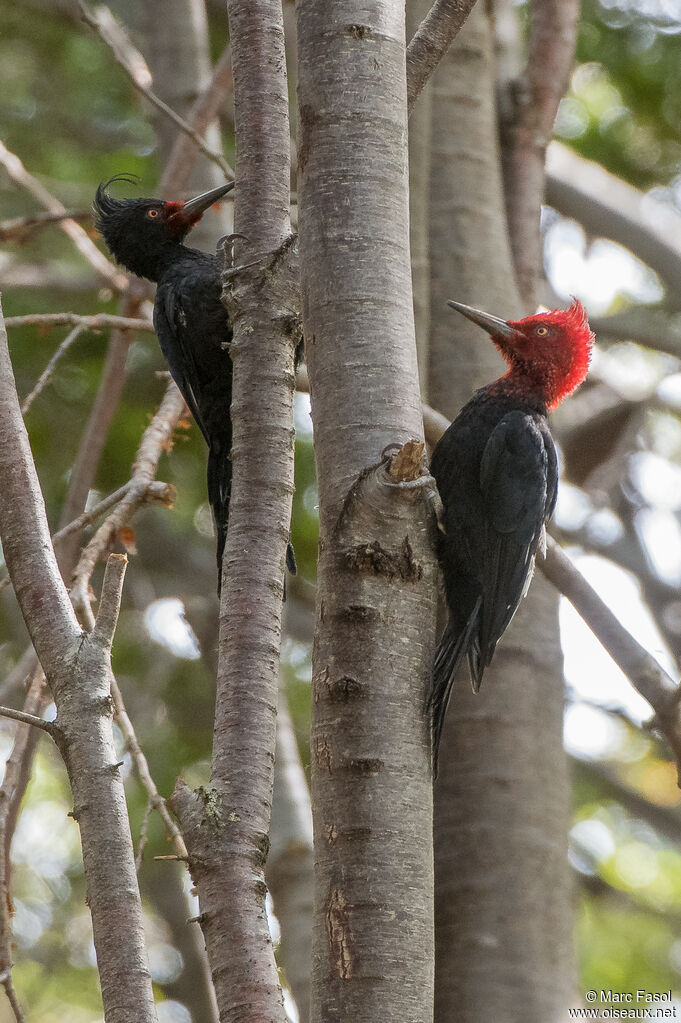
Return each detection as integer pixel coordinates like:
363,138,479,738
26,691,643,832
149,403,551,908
93,176,235,591
429,298,594,773
430,392,558,761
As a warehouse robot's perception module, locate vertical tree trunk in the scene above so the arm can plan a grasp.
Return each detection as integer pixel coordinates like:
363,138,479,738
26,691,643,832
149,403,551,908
297,3,438,1021
428,8,575,1021
170,2,296,1021
407,0,433,392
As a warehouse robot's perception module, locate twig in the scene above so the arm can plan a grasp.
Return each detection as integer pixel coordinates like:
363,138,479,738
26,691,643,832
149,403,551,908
0,140,128,292
70,379,186,623
406,0,479,114
5,312,153,333
135,798,153,872
78,1,233,181
20,325,86,415
0,209,90,242
160,43,234,197
55,284,152,573
0,706,54,735
92,554,128,649
113,683,188,864
541,537,681,764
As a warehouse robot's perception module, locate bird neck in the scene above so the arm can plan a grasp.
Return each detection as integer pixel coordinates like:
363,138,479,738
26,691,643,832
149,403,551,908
485,369,550,413
114,238,190,283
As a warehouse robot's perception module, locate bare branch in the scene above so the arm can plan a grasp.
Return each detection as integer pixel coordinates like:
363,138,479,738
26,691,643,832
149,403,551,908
159,43,234,197
20,325,86,415
112,681,188,863
78,1,234,181
546,142,681,310
0,140,128,292
0,209,90,243
92,554,128,649
406,0,479,114
542,537,681,780
5,312,153,333
55,285,152,572
501,0,580,305
0,299,81,666
70,379,185,622
0,705,55,735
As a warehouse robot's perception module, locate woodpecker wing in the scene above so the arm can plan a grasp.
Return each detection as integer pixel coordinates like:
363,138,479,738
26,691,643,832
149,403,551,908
475,411,557,680
154,277,211,446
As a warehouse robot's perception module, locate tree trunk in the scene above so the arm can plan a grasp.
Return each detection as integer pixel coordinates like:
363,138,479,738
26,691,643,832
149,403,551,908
428,8,575,1021
297,3,438,1021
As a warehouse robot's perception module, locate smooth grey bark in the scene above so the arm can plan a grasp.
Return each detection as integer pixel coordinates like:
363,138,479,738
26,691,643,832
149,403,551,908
267,692,314,1023
427,8,574,1021
407,0,434,392
169,2,295,1022
0,304,157,1023
297,4,438,1021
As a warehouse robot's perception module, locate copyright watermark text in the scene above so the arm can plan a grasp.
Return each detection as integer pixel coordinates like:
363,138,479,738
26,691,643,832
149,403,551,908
570,990,677,1019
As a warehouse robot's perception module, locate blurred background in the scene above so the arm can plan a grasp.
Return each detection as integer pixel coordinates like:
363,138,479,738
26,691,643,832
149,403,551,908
1,0,681,1019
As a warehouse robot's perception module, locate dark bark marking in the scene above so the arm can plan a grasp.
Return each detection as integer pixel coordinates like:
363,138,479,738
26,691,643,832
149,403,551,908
325,675,367,702
345,24,373,40
327,888,353,980
341,603,378,623
298,104,319,174
314,735,333,773
343,758,384,775
344,536,423,582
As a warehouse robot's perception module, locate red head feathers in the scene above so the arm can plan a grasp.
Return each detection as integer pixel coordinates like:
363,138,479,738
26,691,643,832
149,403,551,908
448,297,594,410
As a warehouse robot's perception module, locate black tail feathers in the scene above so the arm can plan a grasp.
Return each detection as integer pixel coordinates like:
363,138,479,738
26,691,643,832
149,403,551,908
207,444,231,597
428,598,482,777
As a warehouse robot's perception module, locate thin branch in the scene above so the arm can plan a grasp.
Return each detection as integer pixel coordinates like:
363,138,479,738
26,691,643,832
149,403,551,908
0,706,55,735
406,0,479,115
541,537,681,761
0,299,81,666
0,209,91,243
55,284,151,573
546,142,681,311
5,312,153,333
78,1,233,181
159,42,234,197
92,554,128,650
112,681,188,863
0,140,128,292
70,379,185,623
20,325,86,415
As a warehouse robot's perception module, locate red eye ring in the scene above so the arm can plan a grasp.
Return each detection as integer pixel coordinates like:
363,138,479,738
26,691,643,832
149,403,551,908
147,209,160,219
535,325,549,337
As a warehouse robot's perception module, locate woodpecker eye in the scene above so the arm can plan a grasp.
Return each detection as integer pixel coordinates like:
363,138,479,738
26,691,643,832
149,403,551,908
147,209,160,219
535,325,549,337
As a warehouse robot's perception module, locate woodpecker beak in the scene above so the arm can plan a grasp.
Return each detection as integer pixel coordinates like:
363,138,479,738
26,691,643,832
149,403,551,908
182,181,235,218
447,300,518,341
